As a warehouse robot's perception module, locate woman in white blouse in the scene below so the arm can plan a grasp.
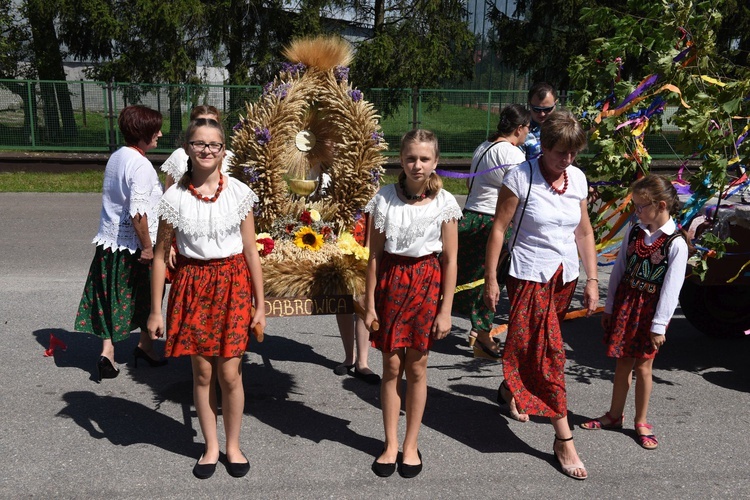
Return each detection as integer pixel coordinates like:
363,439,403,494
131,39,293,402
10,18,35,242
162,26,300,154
484,110,599,480
454,104,530,359
75,105,166,381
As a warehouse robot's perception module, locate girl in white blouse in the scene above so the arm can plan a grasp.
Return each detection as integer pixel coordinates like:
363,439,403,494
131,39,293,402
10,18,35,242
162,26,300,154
365,129,462,478
148,118,265,479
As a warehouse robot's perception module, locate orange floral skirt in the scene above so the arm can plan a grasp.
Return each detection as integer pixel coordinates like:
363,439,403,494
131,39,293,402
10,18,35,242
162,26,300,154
165,253,253,358
371,252,441,353
503,266,577,418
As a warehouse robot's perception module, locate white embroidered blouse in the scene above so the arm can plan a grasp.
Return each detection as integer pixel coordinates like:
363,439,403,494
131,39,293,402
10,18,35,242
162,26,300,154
365,184,463,257
156,176,258,260
503,158,588,284
160,147,234,184
92,147,163,253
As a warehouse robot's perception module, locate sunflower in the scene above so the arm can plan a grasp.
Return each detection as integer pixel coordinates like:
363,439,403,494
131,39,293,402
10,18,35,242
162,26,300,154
294,226,325,251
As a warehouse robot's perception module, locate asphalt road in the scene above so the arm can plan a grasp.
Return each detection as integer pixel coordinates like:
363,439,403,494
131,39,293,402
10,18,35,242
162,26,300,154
1,193,749,499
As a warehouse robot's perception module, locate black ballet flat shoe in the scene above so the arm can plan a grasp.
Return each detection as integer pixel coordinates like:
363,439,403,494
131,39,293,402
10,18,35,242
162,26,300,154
96,356,119,382
371,450,400,478
193,454,218,479
133,347,168,368
226,453,250,478
398,450,422,479
353,368,381,385
333,363,354,376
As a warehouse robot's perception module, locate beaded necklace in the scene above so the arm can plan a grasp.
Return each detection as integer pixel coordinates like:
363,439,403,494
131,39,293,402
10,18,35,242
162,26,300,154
188,174,224,203
539,158,568,195
399,177,430,200
634,231,669,258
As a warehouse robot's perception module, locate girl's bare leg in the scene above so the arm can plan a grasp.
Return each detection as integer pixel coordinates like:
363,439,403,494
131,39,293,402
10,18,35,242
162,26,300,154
604,357,636,423
217,356,247,464
376,349,405,464
354,317,374,373
192,355,219,464
335,314,356,366
634,358,654,426
402,348,428,465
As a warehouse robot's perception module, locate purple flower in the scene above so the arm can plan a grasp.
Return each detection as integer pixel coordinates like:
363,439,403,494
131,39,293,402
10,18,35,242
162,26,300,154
370,131,384,144
243,166,260,183
281,62,307,75
274,83,291,99
348,89,363,102
233,118,248,131
262,82,274,95
254,127,272,145
334,66,349,81
253,203,262,216
370,169,382,185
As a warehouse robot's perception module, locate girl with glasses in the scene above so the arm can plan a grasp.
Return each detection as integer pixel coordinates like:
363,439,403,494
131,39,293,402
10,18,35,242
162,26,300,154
581,175,688,451
148,118,266,479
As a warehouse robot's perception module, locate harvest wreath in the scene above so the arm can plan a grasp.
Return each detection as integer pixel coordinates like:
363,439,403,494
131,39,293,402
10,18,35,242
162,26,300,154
229,36,387,300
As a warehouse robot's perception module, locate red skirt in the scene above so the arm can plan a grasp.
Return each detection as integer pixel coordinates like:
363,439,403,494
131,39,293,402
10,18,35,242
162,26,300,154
371,252,442,353
165,253,253,358
604,281,659,359
503,266,577,418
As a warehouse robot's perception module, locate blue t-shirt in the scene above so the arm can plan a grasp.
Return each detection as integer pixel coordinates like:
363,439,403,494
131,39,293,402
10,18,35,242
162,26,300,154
520,121,542,160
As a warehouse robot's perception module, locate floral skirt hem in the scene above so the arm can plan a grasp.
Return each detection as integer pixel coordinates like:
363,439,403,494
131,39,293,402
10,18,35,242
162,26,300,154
165,253,253,358
74,245,150,342
371,252,441,354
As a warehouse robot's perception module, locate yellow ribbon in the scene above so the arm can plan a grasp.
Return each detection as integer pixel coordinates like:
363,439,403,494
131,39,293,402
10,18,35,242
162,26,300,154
700,75,726,87
455,279,484,293
727,258,750,284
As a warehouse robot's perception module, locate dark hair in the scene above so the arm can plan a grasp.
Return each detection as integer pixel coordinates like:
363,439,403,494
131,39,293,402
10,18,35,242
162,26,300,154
528,82,557,103
181,118,226,184
190,105,221,121
631,174,680,216
118,105,163,146
491,104,531,141
540,109,587,152
398,129,443,194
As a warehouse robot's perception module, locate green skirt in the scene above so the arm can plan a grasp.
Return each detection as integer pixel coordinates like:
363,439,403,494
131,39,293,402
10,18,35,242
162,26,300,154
74,245,151,342
454,209,496,332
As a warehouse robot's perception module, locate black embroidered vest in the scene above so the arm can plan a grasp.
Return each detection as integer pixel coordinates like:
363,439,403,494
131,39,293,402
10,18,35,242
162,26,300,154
622,225,683,294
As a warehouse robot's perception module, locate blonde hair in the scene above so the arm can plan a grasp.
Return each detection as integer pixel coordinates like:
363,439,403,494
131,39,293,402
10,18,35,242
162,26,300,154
398,129,443,194
190,105,221,121
631,174,680,216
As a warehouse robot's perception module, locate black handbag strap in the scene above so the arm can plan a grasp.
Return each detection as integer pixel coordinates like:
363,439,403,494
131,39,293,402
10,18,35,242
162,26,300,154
468,140,506,196
508,161,533,251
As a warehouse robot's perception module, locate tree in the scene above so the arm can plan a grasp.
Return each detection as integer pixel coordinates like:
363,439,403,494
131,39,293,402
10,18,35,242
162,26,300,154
349,0,476,117
487,0,749,91
567,0,750,277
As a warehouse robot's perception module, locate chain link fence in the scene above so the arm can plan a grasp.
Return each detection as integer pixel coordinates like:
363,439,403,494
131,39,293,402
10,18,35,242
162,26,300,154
0,79,681,158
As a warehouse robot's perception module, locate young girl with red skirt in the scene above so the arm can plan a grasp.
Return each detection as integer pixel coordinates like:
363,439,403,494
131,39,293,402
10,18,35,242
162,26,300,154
581,175,688,450
147,118,266,479
364,129,461,479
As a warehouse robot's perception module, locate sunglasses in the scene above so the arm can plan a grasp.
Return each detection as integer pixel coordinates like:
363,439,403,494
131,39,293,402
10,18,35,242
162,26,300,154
530,104,556,114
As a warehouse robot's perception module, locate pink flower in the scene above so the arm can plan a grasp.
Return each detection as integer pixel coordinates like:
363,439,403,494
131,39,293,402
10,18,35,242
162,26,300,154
300,211,313,225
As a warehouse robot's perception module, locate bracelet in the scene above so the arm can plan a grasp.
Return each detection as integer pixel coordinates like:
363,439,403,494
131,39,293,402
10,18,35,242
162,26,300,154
586,277,599,282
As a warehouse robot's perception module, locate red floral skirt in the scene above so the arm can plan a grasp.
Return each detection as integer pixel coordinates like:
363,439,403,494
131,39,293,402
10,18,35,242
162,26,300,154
371,252,441,353
503,266,577,418
165,253,253,358
604,282,659,359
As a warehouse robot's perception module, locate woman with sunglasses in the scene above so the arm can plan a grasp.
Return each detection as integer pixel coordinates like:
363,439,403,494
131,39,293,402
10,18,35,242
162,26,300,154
521,82,557,160
484,110,598,480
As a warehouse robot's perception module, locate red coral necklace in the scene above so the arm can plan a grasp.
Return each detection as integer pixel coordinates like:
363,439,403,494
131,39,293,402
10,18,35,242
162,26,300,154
634,231,668,257
188,174,224,203
539,159,568,195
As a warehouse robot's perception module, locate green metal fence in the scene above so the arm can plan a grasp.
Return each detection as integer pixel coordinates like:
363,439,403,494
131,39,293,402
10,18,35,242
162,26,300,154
0,79,681,158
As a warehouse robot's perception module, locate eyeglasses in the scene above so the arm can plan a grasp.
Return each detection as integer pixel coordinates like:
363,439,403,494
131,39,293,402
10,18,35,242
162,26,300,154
634,201,654,213
530,104,556,114
188,141,224,153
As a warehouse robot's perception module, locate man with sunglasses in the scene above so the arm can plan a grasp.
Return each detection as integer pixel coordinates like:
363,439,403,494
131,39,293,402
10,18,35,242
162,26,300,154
521,82,558,160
